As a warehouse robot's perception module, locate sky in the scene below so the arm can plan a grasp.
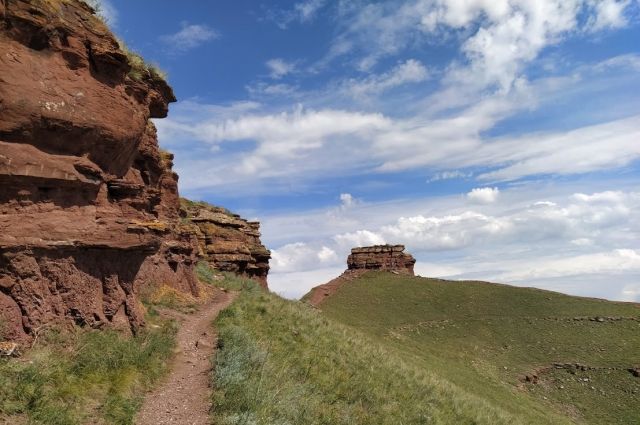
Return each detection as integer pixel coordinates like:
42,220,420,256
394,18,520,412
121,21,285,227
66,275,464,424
99,0,640,301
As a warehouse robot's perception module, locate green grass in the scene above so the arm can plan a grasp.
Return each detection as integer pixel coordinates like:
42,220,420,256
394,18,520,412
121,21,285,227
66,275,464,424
211,281,574,424
315,272,640,424
0,314,178,424
180,198,236,219
196,262,257,292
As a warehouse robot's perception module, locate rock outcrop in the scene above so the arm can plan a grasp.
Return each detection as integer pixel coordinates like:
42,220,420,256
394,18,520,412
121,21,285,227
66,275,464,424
0,0,200,340
180,200,271,289
305,245,416,306
347,245,415,275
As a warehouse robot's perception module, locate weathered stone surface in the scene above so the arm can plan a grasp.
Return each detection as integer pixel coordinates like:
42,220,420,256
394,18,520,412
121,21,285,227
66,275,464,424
305,245,416,306
347,245,416,275
181,200,271,289
0,0,197,339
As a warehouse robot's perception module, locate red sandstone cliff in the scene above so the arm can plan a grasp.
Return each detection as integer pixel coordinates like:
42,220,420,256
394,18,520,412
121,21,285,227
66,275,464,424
304,245,416,306
181,200,271,289
0,0,269,340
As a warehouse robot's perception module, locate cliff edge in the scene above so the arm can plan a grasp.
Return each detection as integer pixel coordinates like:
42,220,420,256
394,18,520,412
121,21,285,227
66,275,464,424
0,0,269,340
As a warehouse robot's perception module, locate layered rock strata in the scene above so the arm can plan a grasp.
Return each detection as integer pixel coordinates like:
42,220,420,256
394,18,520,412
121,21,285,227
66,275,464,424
0,0,199,339
180,200,271,289
305,245,416,306
348,245,415,275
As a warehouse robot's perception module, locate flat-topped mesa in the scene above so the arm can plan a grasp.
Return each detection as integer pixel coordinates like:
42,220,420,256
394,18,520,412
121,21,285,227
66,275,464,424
347,245,415,276
180,200,271,289
303,245,416,307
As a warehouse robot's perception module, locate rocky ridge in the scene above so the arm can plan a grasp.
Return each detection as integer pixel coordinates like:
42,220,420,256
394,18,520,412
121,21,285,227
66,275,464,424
348,245,415,275
0,0,269,340
180,200,271,289
305,245,416,306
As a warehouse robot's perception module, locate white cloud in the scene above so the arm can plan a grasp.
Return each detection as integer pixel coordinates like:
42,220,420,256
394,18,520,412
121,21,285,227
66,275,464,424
476,117,640,181
428,171,472,182
586,0,632,31
161,94,640,192
317,246,338,262
333,230,386,250
246,83,299,97
271,242,341,273
266,58,296,79
621,283,640,302
345,59,429,98
340,193,356,208
161,23,218,53
329,0,637,91
268,0,327,29
295,0,327,22
414,263,463,278
269,267,344,299
493,249,640,281
263,188,640,301
467,187,500,204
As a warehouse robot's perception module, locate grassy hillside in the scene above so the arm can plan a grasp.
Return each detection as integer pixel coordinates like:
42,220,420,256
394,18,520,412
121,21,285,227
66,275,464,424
210,276,576,424
0,285,200,425
313,272,640,425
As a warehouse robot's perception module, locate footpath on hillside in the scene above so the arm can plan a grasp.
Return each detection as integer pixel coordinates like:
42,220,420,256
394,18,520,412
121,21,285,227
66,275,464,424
136,290,237,425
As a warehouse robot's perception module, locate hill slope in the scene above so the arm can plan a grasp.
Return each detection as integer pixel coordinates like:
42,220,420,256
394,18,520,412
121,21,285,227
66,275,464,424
311,272,640,424
210,278,573,424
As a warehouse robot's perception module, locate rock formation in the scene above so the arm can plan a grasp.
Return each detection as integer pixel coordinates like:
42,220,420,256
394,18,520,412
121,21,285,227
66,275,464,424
180,200,271,289
305,245,416,306
0,0,270,340
347,245,415,275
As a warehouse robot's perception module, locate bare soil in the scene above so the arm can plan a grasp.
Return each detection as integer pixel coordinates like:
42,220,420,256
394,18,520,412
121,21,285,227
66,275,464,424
136,290,237,425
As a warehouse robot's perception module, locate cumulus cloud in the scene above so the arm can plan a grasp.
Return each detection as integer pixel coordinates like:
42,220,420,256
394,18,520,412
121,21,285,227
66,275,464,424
467,187,500,204
329,0,637,91
264,189,640,300
161,23,219,53
271,242,338,273
586,0,632,31
333,230,386,250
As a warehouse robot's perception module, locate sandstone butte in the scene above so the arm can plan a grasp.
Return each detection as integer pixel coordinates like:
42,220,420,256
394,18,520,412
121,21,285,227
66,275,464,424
0,0,270,341
305,244,416,306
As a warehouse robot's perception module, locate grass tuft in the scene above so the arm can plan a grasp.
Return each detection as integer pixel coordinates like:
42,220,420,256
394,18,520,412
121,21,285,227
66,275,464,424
0,317,177,424
115,38,168,83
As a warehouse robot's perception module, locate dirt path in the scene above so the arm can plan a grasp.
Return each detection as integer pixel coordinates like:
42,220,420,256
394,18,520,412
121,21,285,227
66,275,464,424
136,290,237,425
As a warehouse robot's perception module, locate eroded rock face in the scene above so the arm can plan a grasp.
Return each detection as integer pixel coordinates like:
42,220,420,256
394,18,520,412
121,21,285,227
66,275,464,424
181,201,271,289
347,245,415,275
0,0,197,339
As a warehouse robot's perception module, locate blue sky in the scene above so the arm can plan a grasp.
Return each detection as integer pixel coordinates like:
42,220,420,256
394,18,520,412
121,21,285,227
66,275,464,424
100,0,640,300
